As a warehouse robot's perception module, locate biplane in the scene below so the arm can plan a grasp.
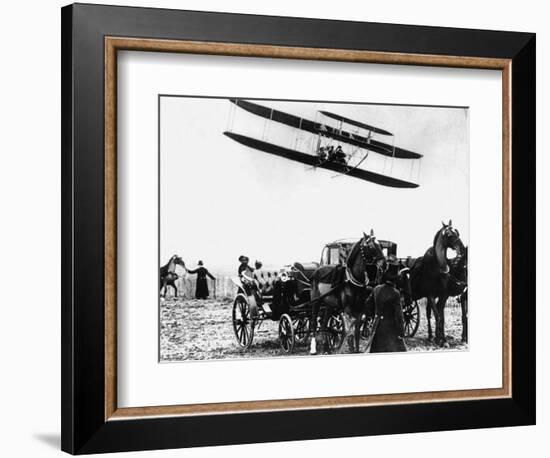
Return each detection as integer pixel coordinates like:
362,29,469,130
223,99,422,188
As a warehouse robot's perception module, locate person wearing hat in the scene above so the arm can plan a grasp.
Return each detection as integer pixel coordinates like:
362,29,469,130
186,260,215,300
238,255,251,277
238,255,262,278
237,255,263,310
365,260,407,353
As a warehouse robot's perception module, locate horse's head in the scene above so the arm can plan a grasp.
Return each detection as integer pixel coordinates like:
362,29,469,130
360,229,386,268
438,220,465,258
347,230,387,286
173,255,186,269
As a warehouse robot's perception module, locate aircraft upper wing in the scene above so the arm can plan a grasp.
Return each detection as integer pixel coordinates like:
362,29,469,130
319,110,393,136
230,99,422,159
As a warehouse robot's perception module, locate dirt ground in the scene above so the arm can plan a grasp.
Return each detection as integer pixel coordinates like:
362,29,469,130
160,297,468,361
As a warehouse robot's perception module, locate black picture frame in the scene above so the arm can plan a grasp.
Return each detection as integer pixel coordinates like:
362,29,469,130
61,3,535,454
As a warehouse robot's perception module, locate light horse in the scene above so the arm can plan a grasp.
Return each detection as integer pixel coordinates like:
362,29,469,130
309,231,386,355
160,255,186,298
409,221,465,345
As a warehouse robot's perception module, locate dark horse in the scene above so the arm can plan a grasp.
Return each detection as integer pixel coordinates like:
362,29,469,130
160,255,186,298
448,246,468,342
309,231,386,355
409,221,465,345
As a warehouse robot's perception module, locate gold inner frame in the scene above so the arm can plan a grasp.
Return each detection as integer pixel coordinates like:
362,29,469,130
104,37,512,421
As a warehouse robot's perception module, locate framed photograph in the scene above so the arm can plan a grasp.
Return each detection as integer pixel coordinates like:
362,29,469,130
61,3,536,454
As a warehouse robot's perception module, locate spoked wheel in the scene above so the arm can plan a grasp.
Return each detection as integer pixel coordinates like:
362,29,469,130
232,295,255,349
403,299,420,337
326,312,346,351
293,316,310,344
279,313,295,354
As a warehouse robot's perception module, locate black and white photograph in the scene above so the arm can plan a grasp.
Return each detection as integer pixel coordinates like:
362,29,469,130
0,0,541,456
159,96,469,361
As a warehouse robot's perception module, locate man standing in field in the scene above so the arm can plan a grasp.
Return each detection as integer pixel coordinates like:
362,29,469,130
186,260,216,300
365,261,407,353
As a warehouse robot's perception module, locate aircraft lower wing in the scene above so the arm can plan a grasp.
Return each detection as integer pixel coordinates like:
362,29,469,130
224,131,419,189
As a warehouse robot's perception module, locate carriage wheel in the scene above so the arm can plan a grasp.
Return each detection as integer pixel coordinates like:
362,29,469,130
294,316,310,344
232,296,255,349
327,312,346,351
403,300,420,337
279,314,295,354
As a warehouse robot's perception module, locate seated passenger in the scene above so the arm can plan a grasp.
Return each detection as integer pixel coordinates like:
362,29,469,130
238,255,263,304
334,145,347,164
238,255,253,278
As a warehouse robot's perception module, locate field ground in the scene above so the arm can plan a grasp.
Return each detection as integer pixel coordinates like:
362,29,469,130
160,297,467,361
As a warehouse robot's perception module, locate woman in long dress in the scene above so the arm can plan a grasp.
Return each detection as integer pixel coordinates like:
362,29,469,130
186,260,215,299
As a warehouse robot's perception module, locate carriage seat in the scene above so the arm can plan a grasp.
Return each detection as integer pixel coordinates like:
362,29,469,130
252,270,279,296
293,262,320,281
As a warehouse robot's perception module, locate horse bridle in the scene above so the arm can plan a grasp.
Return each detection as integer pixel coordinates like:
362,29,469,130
442,227,462,252
437,226,464,274
346,236,386,288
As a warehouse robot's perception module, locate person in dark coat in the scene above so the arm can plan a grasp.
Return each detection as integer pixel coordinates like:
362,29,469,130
186,260,215,299
365,262,407,353
238,255,252,277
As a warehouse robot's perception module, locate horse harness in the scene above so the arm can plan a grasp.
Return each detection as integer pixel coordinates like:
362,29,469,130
345,238,385,289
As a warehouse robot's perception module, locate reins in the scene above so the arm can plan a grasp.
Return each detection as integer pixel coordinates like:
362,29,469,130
290,266,314,286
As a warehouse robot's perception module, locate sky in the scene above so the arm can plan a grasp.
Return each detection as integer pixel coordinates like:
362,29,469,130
160,96,468,274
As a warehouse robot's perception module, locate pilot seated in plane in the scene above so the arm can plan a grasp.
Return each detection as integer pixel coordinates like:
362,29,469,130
317,145,328,160
333,145,347,164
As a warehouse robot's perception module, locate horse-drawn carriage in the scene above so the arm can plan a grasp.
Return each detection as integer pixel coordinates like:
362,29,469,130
231,262,347,354
231,236,421,354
